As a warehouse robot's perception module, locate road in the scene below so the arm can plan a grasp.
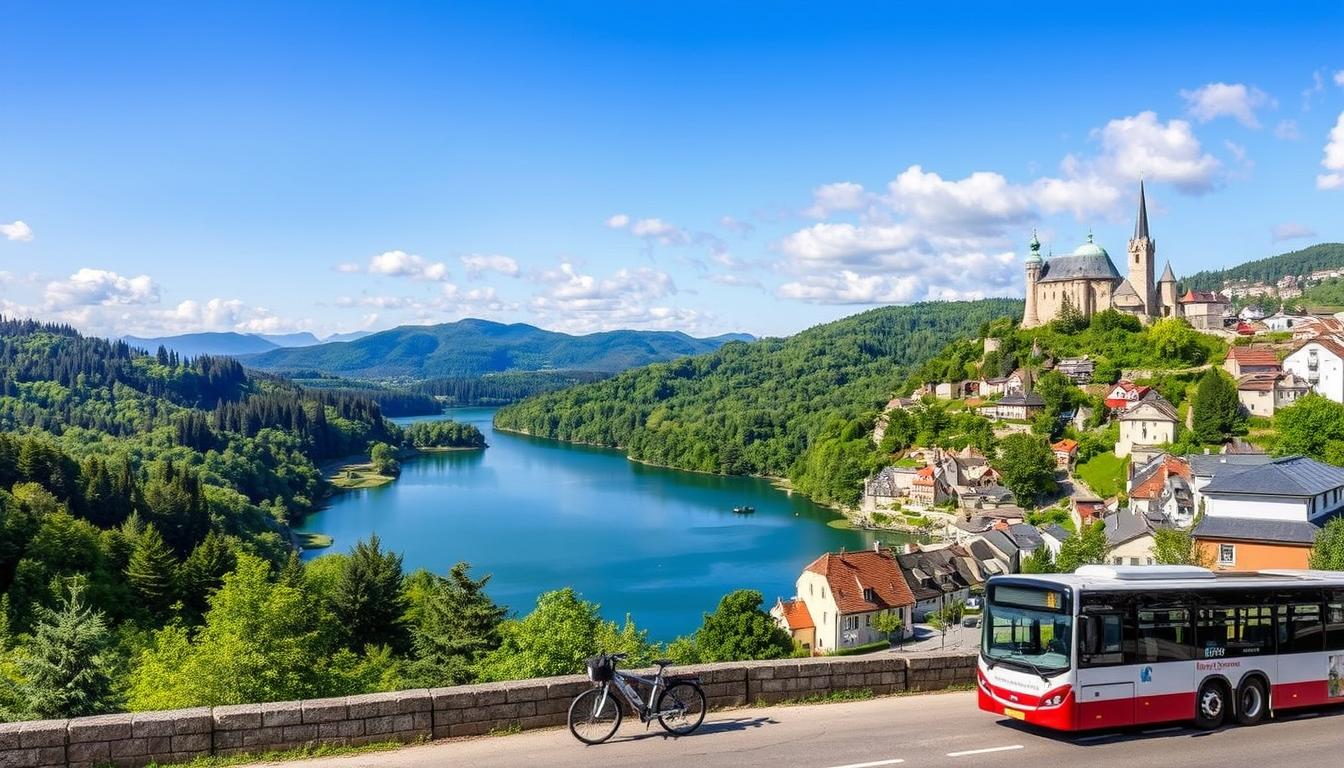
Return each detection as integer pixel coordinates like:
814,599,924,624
241,690,1344,768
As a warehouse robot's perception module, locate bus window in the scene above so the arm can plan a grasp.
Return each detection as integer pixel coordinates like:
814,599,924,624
1327,602,1344,652
1282,604,1323,653
1198,606,1275,658
1080,613,1124,667
1136,608,1193,662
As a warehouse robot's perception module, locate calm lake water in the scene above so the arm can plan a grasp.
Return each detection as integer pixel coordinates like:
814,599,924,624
300,407,913,640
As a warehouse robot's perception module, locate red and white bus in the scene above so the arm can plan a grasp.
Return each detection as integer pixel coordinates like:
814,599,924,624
977,565,1344,731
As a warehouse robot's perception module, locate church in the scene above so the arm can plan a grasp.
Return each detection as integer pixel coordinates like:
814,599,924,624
1022,181,1181,329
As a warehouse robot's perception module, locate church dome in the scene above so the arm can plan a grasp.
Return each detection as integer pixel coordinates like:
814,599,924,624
1035,231,1121,284
1071,233,1109,259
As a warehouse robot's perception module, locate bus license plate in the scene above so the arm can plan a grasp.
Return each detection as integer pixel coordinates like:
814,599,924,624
1003,708,1025,720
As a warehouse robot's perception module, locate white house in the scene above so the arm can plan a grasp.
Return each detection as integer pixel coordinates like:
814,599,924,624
776,546,916,653
1115,392,1179,460
1236,372,1311,417
1284,336,1344,403
1263,310,1307,332
1200,455,1344,523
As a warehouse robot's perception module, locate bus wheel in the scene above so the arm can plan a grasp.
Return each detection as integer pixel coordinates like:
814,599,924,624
1235,678,1267,726
1195,679,1227,730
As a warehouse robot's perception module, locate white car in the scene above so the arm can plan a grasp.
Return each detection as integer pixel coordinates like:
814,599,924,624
964,596,982,611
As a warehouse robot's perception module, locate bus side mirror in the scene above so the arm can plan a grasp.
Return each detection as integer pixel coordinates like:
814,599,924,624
1081,616,1099,655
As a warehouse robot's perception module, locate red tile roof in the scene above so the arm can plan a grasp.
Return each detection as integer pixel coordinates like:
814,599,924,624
1226,346,1279,367
804,549,916,614
1129,456,1192,500
778,598,815,630
1236,373,1278,392
1052,439,1078,454
1180,289,1228,304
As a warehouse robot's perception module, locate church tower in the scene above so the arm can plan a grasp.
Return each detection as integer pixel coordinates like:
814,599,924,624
1127,180,1156,318
1023,230,1042,328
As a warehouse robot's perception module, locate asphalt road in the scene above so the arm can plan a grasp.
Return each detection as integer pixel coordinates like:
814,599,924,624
241,690,1344,768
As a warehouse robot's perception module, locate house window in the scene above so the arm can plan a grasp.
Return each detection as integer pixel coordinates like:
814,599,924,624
1129,557,1140,566
865,614,871,627
1219,544,1236,567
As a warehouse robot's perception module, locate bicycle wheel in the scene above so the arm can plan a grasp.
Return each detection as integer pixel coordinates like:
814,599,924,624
568,686,622,744
656,681,706,736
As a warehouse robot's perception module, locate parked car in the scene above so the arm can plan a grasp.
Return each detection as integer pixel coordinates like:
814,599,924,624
961,614,980,628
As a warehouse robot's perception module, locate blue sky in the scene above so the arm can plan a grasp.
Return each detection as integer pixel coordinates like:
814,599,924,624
2,2,1343,339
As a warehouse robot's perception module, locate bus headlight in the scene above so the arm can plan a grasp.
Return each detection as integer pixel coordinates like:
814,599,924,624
1038,685,1071,708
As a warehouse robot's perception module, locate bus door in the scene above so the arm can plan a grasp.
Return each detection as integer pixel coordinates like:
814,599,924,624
1078,610,1135,727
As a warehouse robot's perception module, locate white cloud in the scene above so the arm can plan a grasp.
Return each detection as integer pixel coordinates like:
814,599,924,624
703,273,762,288
527,262,709,332
605,213,630,229
334,262,362,273
1272,222,1318,242
460,253,520,278
629,217,690,245
0,220,33,242
45,268,159,308
719,215,755,236
1275,120,1301,140
804,182,871,218
1319,112,1344,191
1031,162,1122,218
167,298,296,333
1181,82,1275,128
1304,70,1328,110
1336,70,1344,87
885,166,1034,234
1094,111,1221,193
776,223,919,267
367,250,450,281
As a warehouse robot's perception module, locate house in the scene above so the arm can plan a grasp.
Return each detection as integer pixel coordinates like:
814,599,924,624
1055,356,1095,384
976,524,1043,572
770,598,815,652
978,376,1009,397
933,382,960,399
989,391,1045,421
1004,523,1046,558
1238,305,1266,322
776,546,917,652
1236,372,1311,417
1223,345,1281,378
1284,335,1344,403
1185,452,1276,514
1193,455,1344,571
1104,380,1151,411
1051,438,1078,469
1263,310,1307,332
1127,453,1195,527
1003,369,1028,396
1293,316,1344,342
1039,524,1071,557
1072,494,1107,530
1115,391,1179,460
958,484,1016,509
863,466,917,510
895,545,984,621
938,447,997,487
1104,507,1169,566
1179,289,1231,331
909,464,952,506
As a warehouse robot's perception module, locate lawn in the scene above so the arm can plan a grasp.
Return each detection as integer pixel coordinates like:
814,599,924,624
293,532,334,550
327,463,396,490
1075,451,1129,499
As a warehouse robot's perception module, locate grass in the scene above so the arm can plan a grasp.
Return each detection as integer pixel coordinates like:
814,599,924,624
143,740,410,768
1075,451,1129,499
327,463,396,490
830,640,893,656
292,531,333,550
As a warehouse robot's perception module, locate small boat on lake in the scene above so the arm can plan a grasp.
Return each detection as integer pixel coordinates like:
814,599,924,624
732,505,755,514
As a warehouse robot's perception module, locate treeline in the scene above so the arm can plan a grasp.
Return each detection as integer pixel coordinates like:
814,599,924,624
495,300,1021,506
1182,242,1344,292
281,373,444,417
416,371,611,406
401,420,486,449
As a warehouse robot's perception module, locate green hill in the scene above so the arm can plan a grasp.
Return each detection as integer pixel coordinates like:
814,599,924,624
1182,243,1344,292
493,299,1022,506
240,319,750,379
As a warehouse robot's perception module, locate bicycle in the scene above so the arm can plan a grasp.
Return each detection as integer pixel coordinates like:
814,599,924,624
567,652,707,745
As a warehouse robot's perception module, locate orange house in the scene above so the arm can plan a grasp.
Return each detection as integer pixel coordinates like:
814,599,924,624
1192,517,1317,572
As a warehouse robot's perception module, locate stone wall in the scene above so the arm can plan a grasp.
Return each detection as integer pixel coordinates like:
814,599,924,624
0,651,977,768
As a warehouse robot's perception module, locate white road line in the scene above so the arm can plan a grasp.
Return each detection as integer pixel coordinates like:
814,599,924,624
946,745,1024,757
824,760,905,768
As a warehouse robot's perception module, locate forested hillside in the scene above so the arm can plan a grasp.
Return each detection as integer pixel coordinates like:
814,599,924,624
494,299,1022,506
1182,243,1344,292
241,318,749,379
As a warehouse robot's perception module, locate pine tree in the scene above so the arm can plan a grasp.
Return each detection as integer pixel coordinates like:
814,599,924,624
331,535,408,653
1191,368,1242,444
405,563,506,686
126,525,178,616
18,580,119,718
179,531,236,622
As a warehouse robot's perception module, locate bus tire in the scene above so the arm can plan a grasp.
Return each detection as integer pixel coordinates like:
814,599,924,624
1235,677,1267,726
1194,678,1228,730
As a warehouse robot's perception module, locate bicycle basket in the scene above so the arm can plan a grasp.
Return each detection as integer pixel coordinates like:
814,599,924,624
586,655,615,682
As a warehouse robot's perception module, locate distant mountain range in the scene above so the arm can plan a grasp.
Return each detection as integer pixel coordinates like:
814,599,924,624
122,330,372,358
237,319,754,379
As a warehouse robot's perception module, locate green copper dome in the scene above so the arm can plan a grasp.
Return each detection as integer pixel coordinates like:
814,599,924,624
1071,231,1109,260
1026,229,1042,263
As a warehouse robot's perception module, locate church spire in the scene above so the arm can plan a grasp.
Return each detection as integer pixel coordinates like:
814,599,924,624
1134,179,1150,241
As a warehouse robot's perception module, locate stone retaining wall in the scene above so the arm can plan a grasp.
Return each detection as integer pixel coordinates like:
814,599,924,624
0,651,976,768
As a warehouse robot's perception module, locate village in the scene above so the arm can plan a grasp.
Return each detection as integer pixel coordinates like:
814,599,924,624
769,185,1344,657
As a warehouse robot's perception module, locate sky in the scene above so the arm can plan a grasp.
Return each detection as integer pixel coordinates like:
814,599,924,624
2,2,1344,340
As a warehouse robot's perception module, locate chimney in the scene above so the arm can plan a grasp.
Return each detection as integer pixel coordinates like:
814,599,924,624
905,542,918,555
873,541,882,554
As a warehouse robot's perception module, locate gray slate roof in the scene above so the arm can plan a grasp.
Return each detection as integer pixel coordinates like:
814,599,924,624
1202,456,1344,497
1185,453,1276,478
1194,516,1320,545
998,392,1045,407
1037,255,1122,283
968,539,999,562
1119,391,1179,422
1041,524,1072,542
1103,509,1159,546
1005,523,1045,550
981,529,1019,557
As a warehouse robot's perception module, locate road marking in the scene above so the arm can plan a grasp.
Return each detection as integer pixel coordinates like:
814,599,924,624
946,745,1024,757
825,760,904,768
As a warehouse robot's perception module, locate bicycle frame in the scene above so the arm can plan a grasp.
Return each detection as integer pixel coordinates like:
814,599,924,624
598,668,666,722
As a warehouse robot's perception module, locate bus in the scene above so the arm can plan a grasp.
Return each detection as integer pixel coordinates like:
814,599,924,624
977,565,1344,731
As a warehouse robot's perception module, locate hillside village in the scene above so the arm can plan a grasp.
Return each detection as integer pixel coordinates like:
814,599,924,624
769,190,1344,656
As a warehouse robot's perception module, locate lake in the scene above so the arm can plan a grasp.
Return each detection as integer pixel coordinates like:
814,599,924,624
299,407,914,640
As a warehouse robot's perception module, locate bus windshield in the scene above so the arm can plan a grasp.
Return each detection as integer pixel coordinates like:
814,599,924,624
982,584,1072,675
